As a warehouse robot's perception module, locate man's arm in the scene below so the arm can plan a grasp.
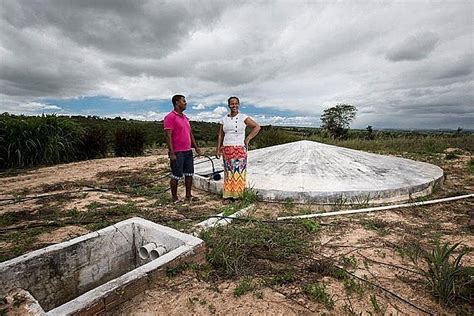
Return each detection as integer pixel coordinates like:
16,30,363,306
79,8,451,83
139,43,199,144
165,129,176,161
190,130,201,156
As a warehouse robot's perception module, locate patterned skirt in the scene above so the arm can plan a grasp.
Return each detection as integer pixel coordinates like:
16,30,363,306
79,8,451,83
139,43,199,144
222,146,247,199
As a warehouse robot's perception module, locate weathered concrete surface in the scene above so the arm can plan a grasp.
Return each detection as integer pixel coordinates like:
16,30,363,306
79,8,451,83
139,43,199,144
194,140,444,203
0,217,204,315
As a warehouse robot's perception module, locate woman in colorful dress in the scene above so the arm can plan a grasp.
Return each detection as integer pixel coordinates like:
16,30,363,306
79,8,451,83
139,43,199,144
216,96,261,200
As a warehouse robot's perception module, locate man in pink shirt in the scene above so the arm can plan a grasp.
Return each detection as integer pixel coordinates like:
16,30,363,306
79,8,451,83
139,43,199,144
163,95,201,203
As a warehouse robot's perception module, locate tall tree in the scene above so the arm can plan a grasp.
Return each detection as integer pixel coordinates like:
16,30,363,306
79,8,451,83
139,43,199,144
320,104,357,139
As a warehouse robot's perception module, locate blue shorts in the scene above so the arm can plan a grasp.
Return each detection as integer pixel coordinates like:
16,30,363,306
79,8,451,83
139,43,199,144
170,150,194,180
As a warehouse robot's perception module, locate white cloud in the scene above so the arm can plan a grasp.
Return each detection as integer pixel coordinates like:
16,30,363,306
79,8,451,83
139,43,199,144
192,103,206,110
0,98,62,114
108,111,166,121
189,106,228,122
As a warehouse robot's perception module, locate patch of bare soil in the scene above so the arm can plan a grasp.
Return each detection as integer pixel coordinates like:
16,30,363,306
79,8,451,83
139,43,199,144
116,271,314,315
36,225,90,245
0,155,167,196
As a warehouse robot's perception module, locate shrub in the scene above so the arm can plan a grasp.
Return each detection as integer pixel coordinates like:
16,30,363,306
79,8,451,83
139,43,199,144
78,126,109,159
252,127,301,149
113,124,146,157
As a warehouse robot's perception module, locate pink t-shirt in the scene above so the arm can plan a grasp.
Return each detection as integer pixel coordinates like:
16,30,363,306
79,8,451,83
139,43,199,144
163,110,192,152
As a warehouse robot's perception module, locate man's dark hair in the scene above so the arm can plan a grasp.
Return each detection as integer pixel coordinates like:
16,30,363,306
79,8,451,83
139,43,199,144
227,96,240,105
172,95,185,107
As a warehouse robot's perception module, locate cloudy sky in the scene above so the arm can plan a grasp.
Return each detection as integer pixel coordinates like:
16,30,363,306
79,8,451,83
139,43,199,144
0,0,472,129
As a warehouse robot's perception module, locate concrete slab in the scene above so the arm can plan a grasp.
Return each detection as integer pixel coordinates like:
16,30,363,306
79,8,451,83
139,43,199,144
194,140,444,203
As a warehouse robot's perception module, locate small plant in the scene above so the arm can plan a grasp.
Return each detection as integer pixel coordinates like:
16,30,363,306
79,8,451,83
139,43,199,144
332,194,349,211
415,241,472,306
301,219,321,233
351,194,371,208
343,277,365,297
166,263,189,278
370,294,385,314
239,187,259,207
331,268,348,280
362,218,389,235
468,158,474,174
283,198,295,211
234,278,256,297
340,255,358,270
271,270,296,285
304,282,335,310
190,263,212,281
342,301,358,315
220,204,237,216
397,240,424,264
445,152,459,160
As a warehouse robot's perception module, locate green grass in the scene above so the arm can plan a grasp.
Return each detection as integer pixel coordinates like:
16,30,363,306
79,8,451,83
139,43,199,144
270,270,296,285
0,227,54,262
234,277,256,297
0,114,83,169
300,219,321,233
340,255,358,270
342,277,365,297
200,221,309,276
304,282,335,310
218,187,259,216
468,158,474,174
415,242,472,306
309,134,473,154
370,294,385,314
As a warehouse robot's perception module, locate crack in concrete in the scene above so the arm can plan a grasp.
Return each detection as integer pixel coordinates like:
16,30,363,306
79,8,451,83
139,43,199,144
113,224,132,244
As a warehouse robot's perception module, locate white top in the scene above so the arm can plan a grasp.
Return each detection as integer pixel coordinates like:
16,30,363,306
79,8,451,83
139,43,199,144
220,113,249,146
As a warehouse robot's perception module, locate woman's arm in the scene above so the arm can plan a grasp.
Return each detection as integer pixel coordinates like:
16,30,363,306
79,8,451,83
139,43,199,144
244,117,261,147
216,124,224,158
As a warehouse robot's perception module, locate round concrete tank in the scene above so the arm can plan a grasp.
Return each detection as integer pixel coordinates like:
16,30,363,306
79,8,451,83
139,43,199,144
193,140,444,204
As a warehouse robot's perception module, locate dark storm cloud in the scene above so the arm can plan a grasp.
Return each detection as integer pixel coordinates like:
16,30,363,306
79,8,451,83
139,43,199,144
1,0,226,58
386,31,439,62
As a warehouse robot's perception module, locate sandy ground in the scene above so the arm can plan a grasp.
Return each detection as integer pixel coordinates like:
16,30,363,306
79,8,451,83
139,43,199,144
1,148,473,315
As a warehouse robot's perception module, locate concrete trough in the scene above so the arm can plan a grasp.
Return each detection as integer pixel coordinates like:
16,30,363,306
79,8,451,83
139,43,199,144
0,217,205,315
193,140,444,204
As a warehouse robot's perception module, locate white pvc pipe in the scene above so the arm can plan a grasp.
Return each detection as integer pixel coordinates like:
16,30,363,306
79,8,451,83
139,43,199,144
277,193,474,220
139,242,157,259
150,245,167,260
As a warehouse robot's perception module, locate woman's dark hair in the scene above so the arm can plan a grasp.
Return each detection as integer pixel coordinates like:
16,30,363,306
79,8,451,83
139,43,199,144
172,94,185,107
227,96,240,105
